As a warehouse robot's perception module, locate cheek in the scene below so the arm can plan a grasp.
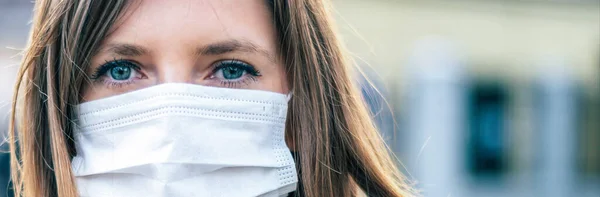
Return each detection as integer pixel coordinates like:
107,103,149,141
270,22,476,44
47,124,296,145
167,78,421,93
261,66,288,94
80,83,139,102
80,85,102,102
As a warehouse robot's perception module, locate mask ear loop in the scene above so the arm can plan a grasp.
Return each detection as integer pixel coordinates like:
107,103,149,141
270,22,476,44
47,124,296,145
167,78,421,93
286,93,292,102
285,90,293,102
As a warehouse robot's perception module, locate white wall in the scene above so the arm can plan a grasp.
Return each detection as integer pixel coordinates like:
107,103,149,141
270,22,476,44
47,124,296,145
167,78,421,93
332,0,600,85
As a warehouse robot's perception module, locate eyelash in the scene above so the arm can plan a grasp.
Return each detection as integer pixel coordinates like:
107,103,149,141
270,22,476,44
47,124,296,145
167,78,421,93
90,58,261,89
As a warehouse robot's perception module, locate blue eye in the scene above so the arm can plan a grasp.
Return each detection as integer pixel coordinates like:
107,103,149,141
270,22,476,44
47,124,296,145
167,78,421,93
221,66,244,79
110,65,132,80
91,59,143,87
212,60,260,81
209,60,261,88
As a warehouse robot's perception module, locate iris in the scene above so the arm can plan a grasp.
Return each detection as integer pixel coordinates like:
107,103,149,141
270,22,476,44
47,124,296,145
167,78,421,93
110,66,131,80
221,66,244,79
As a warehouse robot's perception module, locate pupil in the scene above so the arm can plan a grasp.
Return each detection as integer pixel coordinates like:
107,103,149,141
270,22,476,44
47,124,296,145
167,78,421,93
223,67,243,79
110,66,131,80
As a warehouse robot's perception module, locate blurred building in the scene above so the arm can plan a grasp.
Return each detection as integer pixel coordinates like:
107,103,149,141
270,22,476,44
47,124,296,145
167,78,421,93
334,0,600,196
0,0,599,197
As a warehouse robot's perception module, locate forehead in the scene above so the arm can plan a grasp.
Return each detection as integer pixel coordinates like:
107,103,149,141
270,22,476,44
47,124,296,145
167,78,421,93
104,0,276,52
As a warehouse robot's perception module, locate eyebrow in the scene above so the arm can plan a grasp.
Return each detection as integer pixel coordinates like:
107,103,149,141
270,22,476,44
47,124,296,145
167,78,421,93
197,39,276,62
102,43,149,56
99,39,276,63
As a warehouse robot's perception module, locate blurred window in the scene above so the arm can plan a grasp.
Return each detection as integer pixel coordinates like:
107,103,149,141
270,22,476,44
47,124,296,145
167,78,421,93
467,82,508,177
581,91,600,177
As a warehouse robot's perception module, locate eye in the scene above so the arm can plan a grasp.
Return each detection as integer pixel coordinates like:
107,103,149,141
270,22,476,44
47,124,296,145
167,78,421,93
109,65,133,80
212,60,260,80
208,60,261,88
221,65,245,80
91,59,144,87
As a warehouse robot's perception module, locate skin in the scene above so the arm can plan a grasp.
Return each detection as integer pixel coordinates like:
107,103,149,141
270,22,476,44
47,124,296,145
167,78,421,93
82,0,288,101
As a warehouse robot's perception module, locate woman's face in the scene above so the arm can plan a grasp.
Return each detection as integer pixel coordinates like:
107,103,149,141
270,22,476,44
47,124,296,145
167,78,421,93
82,0,287,101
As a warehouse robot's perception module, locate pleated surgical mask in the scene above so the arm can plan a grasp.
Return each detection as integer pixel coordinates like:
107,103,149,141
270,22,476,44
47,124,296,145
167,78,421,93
71,83,298,197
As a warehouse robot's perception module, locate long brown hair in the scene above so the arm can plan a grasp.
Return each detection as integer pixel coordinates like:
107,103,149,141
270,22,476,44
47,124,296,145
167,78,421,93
9,0,416,196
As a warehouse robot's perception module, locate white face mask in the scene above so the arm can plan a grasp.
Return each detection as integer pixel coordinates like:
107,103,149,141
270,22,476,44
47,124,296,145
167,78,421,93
71,83,298,197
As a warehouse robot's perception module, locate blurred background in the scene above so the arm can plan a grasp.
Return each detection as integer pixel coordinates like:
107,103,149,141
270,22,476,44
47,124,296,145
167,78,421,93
0,0,599,196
